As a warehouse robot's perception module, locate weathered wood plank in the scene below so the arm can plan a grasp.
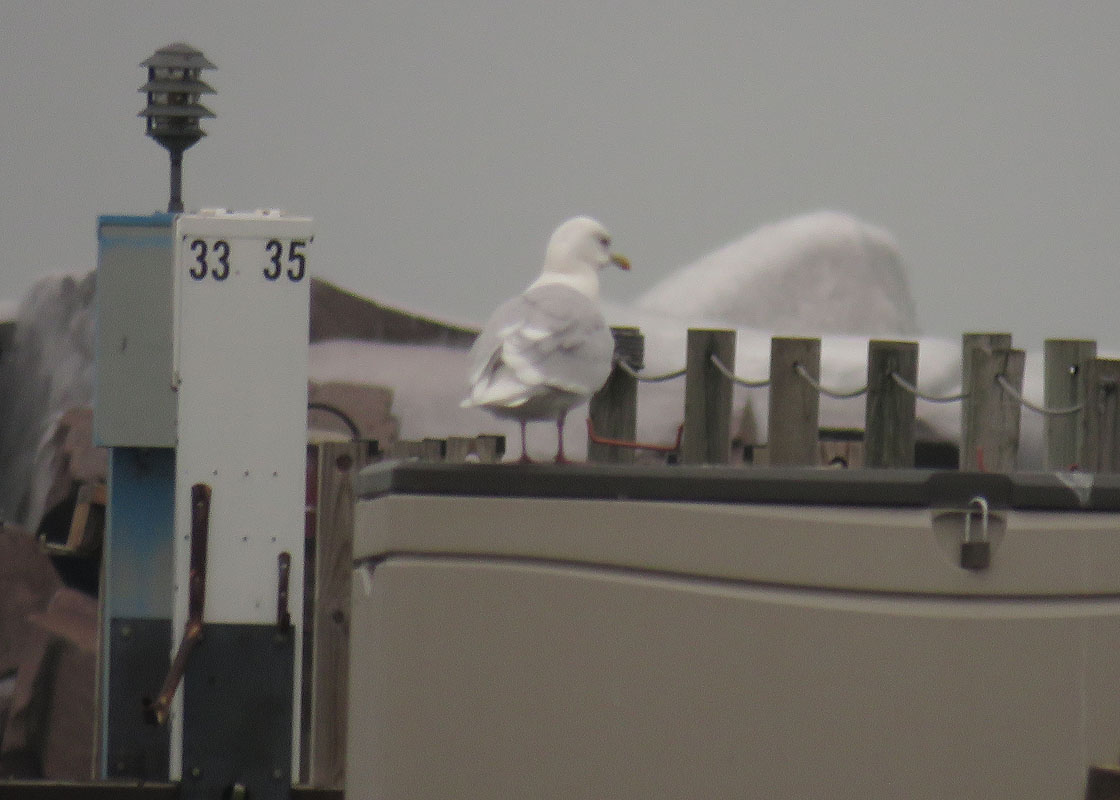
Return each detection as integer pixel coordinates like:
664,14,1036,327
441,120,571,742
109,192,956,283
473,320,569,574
767,337,821,466
588,327,643,464
418,438,446,462
681,329,735,465
472,435,505,464
307,441,372,789
1043,338,1096,470
1080,358,1120,473
445,436,474,463
864,340,918,468
961,346,1024,472
960,332,1011,467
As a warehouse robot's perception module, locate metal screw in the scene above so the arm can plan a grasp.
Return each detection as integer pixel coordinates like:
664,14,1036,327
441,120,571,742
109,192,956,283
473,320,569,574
120,625,132,638
190,766,202,779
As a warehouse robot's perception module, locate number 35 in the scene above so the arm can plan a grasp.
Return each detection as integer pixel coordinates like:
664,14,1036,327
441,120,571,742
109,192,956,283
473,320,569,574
265,240,308,282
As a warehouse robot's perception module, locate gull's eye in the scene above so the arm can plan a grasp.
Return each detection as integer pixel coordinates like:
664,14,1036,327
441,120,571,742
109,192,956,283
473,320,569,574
599,235,611,249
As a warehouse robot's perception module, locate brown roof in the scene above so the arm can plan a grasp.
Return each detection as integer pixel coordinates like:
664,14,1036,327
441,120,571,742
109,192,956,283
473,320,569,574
309,278,478,347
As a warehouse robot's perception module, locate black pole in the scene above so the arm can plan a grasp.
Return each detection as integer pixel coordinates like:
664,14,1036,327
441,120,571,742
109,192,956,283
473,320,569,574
168,150,184,213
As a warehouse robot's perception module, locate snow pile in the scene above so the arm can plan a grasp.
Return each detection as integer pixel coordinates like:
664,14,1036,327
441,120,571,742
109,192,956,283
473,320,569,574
635,211,919,337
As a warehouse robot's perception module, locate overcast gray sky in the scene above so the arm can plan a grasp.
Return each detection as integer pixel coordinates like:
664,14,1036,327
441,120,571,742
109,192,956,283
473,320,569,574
2,1,1117,349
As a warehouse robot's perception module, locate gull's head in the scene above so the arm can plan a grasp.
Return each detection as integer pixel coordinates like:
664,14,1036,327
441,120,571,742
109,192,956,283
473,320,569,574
543,216,631,278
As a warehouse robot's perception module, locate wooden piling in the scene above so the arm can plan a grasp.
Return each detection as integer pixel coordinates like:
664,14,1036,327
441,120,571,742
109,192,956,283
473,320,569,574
681,329,735,464
767,337,821,467
960,333,1012,464
306,440,374,789
386,439,420,460
1080,358,1120,473
472,434,505,463
864,340,918,468
1044,339,1096,470
445,436,475,463
419,438,447,462
588,327,643,464
960,346,1024,472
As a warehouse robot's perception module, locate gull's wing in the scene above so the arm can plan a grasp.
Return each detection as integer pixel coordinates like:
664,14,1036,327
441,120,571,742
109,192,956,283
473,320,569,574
464,284,613,408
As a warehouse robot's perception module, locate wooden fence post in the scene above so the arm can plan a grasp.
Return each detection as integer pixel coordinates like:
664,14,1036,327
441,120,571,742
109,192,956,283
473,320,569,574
305,440,374,789
961,346,1024,472
961,333,1012,463
1080,358,1120,473
681,329,736,464
767,337,821,466
472,434,505,463
1044,339,1096,470
864,340,918,468
445,436,474,463
588,327,643,464
419,438,447,462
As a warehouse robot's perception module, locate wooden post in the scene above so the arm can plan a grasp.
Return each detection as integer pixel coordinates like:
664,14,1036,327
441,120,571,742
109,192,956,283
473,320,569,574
387,439,420,460
960,333,1012,462
1044,339,1096,470
306,440,373,789
864,340,918,468
472,434,505,463
588,327,643,464
681,328,735,465
445,436,474,463
961,346,1025,472
1080,358,1120,473
767,337,821,466
419,437,447,462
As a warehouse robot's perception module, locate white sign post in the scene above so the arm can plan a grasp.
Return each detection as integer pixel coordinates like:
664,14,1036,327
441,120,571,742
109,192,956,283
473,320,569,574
168,210,312,794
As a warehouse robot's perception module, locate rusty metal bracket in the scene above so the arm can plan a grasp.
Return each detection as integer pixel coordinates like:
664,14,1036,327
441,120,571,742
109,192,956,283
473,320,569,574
585,418,684,455
145,482,211,725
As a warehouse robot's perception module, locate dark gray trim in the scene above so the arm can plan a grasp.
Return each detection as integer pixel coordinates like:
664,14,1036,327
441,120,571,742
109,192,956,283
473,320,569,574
106,618,172,781
358,461,1120,512
181,624,295,800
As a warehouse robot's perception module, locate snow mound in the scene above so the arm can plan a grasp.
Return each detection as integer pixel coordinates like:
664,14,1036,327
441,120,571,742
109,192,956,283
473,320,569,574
636,211,918,337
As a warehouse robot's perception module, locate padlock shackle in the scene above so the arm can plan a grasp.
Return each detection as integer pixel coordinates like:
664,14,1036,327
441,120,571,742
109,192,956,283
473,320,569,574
963,495,990,543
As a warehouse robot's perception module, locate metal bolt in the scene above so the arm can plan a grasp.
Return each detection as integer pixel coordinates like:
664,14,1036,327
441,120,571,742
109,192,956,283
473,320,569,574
272,768,284,781
190,766,202,779
120,625,132,638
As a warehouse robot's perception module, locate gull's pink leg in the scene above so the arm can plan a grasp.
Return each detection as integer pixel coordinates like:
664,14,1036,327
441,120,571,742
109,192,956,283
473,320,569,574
554,413,570,464
518,420,533,464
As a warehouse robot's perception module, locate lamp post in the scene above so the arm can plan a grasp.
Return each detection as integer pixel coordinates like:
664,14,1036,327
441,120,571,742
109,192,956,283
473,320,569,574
139,43,216,213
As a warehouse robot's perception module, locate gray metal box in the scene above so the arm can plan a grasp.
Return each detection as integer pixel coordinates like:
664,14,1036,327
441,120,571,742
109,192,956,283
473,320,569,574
94,214,177,446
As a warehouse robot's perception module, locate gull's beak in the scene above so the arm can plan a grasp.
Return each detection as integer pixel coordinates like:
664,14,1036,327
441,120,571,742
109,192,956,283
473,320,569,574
610,253,631,271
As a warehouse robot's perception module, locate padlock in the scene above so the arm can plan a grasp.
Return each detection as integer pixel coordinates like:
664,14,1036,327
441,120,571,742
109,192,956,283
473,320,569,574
960,495,991,570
